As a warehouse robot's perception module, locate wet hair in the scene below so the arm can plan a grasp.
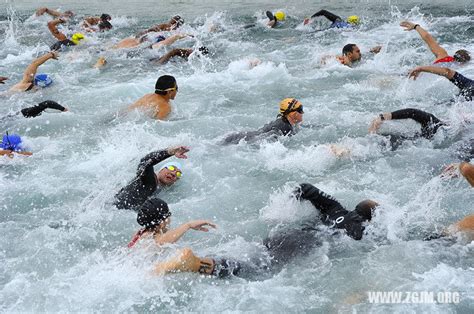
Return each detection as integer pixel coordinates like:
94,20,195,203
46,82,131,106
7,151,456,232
100,13,111,21
453,49,470,63
136,198,171,230
155,75,177,95
354,200,379,221
342,44,357,56
198,46,209,55
98,20,113,31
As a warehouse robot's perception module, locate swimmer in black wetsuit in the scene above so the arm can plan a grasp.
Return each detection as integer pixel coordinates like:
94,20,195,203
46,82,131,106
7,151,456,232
303,9,360,29
114,146,189,210
222,98,304,145
368,108,446,149
0,100,68,122
409,66,474,101
48,18,85,51
152,183,379,278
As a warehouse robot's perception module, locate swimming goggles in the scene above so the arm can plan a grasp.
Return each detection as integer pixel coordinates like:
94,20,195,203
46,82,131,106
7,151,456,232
155,85,178,93
165,165,182,178
284,99,304,115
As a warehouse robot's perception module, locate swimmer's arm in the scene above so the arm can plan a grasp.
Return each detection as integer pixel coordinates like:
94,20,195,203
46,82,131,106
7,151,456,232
136,149,172,177
459,162,474,187
154,220,216,246
408,66,455,80
151,34,188,49
0,150,32,157
369,112,392,133
47,18,68,41
37,8,62,17
21,52,58,84
21,100,67,118
156,49,190,64
400,21,448,59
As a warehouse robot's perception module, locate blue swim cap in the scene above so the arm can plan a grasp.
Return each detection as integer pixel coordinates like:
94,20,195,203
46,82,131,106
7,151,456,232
154,35,166,43
1,134,23,151
34,74,53,88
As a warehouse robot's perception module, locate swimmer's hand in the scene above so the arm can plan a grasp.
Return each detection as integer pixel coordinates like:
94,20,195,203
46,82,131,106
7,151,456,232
187,220,217,232
303,18,311,25
368,116,383,133
400,21,417,31
408,67,422,80
50,51,59,60
0,76,8,84
370,45,382,54
440,163,460,179
58,17,67,24
167,146,190,159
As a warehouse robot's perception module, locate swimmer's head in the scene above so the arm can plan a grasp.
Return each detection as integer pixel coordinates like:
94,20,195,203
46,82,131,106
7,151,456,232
136,198,171,230
198,46,209,55
63,11,75,18
100,13,112,22
274,11,286,21
99,20,113,31
279,98,304,123
153,35,166,43
1,133,24,152
347,15,360,25
342,43,361,62
71,33,85,45
453,49,470,63
157,161,182,186
170,15,184,28
354,199,379,221
155,75,178,99
34,74,53,88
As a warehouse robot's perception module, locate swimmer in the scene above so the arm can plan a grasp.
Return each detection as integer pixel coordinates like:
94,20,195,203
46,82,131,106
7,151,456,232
35,7,74,19
331,43,382,67
265,11,285,28
82,13,112,32
112,33,189,50
400,21,470,64
135,15,185,38
127,75,178,119
222,98,304,145
48,18,86,51
153,183,379,278
303,9,360,29
408,66,474,101
9,51,58,93
0,133,33,157
152,46,209,64
114,145,189,210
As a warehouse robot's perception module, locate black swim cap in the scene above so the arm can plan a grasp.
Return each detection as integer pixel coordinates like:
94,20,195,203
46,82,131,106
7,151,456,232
155,75,177,94
100,14,111,21
137,198,171,229
99,20,113,30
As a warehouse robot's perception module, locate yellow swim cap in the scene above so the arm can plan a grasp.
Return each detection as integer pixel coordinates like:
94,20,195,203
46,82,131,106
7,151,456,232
279,98,303,115
275,11,286,21
347,15,360,25
71,33,85,45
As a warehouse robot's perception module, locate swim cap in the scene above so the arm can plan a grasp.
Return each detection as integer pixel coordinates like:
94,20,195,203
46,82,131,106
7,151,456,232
100,13,111,21
159,161,183,172
1,133,23,151
347,15,360,25
279,98,303,115
155,75,177,93
71,33,85,45
275,11,286,21
153,35,166,43
137,198,171,229
34,74,53,87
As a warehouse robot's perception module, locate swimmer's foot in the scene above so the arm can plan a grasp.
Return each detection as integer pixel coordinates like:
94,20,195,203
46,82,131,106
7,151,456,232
154,248,213,275
94,56,107,69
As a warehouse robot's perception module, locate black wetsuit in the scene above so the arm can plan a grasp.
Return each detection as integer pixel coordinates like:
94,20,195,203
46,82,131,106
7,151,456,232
0,100,65,122
114,149,172,210
210,183,369,278
310,9,342,23
449,72,474,101
50,39,76,51
223,116,295,145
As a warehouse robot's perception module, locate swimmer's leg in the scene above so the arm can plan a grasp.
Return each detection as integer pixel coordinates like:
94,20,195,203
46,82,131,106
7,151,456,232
154,248,214,275
459,162,474,187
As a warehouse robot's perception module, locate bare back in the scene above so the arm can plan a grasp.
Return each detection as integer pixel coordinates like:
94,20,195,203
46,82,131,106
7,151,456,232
128,93,171,119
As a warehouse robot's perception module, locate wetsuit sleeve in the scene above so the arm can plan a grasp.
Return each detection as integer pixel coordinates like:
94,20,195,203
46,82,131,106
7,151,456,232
21,100,65,118
449,72,474,101
296,183,348,220
310,9,341,22
390,108,443,139
136,150,172,179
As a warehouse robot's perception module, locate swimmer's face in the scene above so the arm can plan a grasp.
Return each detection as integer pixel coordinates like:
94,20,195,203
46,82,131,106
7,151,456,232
349,45,361,62
289,110,303,124
157,167,181,186
168,85,178,100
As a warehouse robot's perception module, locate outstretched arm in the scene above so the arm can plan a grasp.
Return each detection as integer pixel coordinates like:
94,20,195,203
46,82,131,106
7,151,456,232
311,9,341,22
400,21,448,60
296,183,348,221
408,66,455,80
20,51,58,85
21,100,67,118
151,34,190,49
154,220,216,245
460,162,474,187
47,18,68,41
156,48,192,64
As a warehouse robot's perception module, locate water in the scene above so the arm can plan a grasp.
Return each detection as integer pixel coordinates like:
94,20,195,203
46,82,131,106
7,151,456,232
1,0,473,312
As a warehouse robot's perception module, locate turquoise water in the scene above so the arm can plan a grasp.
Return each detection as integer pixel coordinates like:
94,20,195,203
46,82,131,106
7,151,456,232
1,1,473,312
